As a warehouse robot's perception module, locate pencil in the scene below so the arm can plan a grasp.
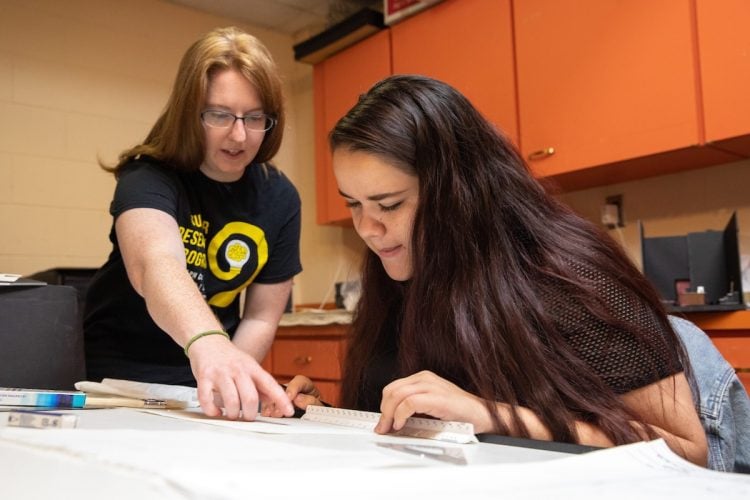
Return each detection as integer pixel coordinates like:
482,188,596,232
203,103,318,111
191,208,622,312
84,396,169,409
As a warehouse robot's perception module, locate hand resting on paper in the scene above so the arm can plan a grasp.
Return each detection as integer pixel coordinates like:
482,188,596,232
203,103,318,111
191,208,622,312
187,336,293,421
374,370,492,435
261,375,323,417
261,371,489,436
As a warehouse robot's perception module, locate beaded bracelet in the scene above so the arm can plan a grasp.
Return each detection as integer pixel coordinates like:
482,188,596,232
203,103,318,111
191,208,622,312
184,329,230,357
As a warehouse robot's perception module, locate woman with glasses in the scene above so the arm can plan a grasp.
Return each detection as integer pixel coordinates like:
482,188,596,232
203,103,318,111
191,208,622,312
84,27,298,420
272,75,708,466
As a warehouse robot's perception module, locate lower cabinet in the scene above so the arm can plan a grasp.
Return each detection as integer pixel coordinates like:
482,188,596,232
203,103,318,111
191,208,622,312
686,311,750,393
263,324,348,407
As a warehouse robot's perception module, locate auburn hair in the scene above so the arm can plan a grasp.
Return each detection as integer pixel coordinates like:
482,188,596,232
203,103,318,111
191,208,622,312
104,26,284,175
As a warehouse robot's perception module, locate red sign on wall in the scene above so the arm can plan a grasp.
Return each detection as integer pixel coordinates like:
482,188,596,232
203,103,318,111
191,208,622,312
384,0,443,25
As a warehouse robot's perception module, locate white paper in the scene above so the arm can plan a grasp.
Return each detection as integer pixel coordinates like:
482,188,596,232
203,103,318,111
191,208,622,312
75,379,199,407
2,426,748,499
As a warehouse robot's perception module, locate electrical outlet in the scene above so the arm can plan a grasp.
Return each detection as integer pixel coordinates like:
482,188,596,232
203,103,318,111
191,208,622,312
601,194,624,228
601,204,619,227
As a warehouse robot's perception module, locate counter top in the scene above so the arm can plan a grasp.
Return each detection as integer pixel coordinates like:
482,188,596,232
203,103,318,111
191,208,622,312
279,310,353,327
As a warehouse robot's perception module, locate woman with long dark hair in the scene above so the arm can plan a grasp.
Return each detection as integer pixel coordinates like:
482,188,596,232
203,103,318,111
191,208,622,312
276,75,706,465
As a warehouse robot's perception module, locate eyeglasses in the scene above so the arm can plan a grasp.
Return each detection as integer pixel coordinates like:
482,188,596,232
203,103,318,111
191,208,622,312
200,109,276,132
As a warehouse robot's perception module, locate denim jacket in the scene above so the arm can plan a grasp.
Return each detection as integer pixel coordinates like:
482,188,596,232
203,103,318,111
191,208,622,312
670,315,750,473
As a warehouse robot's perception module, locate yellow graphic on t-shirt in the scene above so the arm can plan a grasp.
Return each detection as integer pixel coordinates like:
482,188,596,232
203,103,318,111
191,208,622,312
207,221,268,307
190,214,210,233
180,222,208,270
225,240,250,268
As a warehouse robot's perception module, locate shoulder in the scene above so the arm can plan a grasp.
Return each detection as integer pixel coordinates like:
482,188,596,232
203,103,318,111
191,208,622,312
112,156,183,217
249,163,300,204
252,163,297,189
117,156,180,187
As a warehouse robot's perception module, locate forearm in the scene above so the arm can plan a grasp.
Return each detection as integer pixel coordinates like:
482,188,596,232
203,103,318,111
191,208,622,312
626,421,707,466
488,403,614,445
232,318,276,361
580,418,705,466
138,258,223,348
490,401,648,447
232,280,293,361
491,402,706,465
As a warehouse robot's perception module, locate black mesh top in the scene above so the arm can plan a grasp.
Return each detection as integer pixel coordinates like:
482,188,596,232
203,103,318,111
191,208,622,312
354,261,683,411
543,261,682,394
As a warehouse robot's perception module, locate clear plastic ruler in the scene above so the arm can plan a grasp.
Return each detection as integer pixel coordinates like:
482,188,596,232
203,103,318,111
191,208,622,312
302,406,478,444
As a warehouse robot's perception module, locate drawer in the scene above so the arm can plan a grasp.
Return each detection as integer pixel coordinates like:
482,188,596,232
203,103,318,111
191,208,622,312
315,381,341,407
708,333,750,369
272,338,344,380
707,333,750,394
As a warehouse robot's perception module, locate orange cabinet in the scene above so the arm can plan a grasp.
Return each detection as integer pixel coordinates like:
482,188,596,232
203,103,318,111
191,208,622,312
313,0,750,215
314,30,392,225
684,311,750,393
264,324,349,407
695,0,750,156
514,0,701,184
391,0,518,144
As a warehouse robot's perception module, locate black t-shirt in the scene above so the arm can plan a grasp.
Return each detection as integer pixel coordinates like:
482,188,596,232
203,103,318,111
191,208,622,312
84,156,302,385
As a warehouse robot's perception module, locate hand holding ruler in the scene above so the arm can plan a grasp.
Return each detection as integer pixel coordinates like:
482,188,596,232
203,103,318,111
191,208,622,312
301,405,478,444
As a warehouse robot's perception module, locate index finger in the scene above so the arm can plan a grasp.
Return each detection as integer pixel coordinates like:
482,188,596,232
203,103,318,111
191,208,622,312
197,380,222,418
235,374,260,421
375,377,411,434
376,376,421,433
254,370,294,417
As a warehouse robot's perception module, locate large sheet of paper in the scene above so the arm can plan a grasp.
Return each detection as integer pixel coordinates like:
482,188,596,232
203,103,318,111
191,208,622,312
2,419,748,499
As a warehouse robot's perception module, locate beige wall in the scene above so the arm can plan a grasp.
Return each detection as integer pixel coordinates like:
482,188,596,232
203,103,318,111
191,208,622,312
557,160,750,290
0,0,363,305
1,0,747,306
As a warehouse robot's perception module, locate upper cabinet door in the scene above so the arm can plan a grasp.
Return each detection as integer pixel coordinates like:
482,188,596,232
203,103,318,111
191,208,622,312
696,0,750,152
391,0,518,144
314,30,392,225
514,0,700,178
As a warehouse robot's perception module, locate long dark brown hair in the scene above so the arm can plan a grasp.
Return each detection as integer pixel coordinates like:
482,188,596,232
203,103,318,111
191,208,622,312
103,27,285,176
331,75,687,445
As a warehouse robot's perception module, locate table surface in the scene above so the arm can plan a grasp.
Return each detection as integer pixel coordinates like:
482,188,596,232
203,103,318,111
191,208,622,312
0,407,569,499
1,407,748,499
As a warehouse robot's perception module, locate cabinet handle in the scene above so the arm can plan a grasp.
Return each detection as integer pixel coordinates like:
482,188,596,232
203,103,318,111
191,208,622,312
527,147,555,161
294,355,313,365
